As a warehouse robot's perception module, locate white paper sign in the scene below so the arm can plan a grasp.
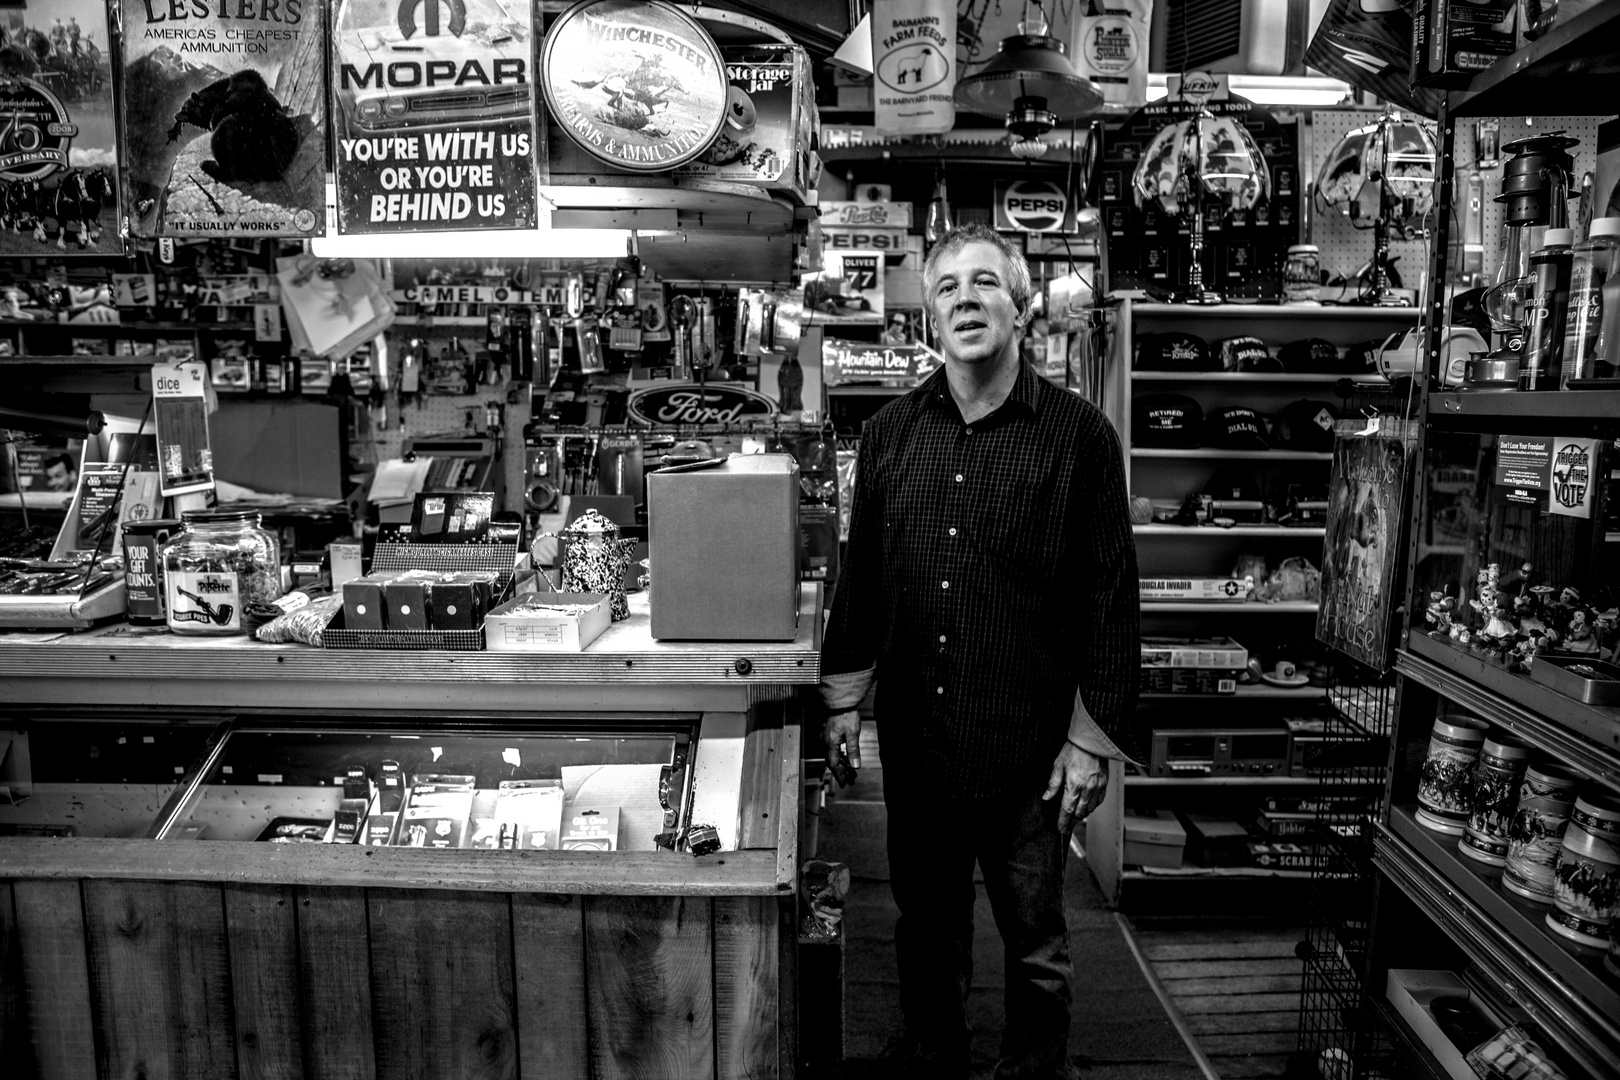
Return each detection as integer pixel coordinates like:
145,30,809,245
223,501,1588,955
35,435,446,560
871,0,955,136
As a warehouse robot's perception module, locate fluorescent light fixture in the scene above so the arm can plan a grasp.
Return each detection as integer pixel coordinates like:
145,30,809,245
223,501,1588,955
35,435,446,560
1146,74,1352,107
311,228,635,260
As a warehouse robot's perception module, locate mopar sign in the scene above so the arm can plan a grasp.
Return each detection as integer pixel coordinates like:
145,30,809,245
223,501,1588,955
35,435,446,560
993,179,1074,233
627,383,777,425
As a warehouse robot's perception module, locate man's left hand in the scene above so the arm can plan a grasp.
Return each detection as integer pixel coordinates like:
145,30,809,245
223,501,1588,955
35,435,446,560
1042,741,1108,837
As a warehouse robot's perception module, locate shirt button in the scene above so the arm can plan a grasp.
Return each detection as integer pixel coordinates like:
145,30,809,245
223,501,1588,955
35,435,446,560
936,686,944,695
948,527,958,536
965,428,973,436
955,473,964,483
939,634,947,643
941,580,950,589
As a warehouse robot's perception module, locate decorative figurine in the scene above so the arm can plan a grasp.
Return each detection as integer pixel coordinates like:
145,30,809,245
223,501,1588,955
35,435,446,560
1426,587,1457,637
1564,609,1600,655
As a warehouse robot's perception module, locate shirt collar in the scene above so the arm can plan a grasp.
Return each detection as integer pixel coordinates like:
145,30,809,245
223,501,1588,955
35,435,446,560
923,361,1041,420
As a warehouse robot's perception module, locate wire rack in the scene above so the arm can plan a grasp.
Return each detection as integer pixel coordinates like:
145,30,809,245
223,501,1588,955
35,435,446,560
1296,652,1398,1080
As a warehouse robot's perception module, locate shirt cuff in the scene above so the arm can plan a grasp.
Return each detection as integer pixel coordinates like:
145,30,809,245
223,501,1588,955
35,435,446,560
820,668,875,714
1067,690,1141,768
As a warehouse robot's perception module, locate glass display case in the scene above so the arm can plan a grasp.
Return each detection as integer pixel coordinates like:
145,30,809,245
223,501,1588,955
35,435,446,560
0,714,697,853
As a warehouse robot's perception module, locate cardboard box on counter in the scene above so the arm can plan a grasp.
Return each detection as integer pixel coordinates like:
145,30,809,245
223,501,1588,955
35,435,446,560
1123,809,1185,869
484,590,611,652
1411,0,1517,88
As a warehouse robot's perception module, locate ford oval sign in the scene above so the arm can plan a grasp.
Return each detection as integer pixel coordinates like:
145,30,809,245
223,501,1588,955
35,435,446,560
627,382,778,426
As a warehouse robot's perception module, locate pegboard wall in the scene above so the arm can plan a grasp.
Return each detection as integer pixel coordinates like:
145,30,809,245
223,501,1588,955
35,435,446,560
1304,110,1607,294
1449,114,1605,285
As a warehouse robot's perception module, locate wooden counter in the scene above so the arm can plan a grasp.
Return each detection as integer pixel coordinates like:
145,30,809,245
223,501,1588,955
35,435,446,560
0,588,821,1080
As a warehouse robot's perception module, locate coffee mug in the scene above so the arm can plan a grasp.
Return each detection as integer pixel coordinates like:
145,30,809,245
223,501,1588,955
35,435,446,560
1273,660,1297,680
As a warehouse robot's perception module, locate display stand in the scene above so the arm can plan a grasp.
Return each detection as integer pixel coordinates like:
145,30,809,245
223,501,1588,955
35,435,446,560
0,586,821,1080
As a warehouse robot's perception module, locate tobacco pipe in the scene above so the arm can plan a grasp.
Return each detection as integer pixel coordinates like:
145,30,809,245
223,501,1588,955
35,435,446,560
177,587,235,626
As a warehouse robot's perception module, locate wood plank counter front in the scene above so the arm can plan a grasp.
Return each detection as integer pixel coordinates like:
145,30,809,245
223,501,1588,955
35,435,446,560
0,586,820,1080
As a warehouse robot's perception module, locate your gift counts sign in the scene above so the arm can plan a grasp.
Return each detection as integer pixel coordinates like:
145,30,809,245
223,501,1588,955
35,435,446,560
329,0,538,233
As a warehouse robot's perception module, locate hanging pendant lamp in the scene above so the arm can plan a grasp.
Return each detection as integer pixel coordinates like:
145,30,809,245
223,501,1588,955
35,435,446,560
953,2,1104,142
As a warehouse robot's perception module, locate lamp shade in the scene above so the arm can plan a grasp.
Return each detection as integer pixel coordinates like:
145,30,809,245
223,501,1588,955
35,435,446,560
953,34,1103,120
1317,113,1438,227
1132,112,1270,217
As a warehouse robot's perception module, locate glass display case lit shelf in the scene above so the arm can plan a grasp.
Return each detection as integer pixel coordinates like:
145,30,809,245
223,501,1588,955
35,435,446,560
0,718,696,853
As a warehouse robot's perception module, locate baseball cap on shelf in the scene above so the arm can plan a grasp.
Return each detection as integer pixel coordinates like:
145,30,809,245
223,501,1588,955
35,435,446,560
1214,335,1278,372
1203,406,1270,450
1133,394,1203,448
1278,337,1344,373
1273,400,1341,452
1135,331,1212,371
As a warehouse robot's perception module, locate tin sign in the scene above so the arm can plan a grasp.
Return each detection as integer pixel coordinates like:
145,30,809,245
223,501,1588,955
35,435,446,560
823,341,939,384
542,0,728,173
626,382,777,426
993,179,1075,233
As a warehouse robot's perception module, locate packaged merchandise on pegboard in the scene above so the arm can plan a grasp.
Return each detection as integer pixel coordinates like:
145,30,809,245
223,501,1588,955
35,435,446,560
1097,80,1300,300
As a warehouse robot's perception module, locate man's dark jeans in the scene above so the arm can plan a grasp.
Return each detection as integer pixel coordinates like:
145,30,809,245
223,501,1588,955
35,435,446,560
882,740,1072,1079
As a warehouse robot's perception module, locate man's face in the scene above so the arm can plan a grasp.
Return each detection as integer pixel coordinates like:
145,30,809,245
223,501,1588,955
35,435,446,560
44,462,73,491
928,240,1025,367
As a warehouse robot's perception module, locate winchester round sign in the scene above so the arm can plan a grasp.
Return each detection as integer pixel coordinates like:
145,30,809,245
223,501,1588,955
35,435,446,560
627,382,777,426
542,0,729,172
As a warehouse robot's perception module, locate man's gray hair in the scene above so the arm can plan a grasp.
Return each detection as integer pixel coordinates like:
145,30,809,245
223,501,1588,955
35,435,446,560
921,223,1033,315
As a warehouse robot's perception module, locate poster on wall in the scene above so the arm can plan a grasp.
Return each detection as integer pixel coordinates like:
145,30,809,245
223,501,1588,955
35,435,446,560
871,0,954,136
330,0,538,234
0,1,121,254
119,0,326,238
1317,430,1410,671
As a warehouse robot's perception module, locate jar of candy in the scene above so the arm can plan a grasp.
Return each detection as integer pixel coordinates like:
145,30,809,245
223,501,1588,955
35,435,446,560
160,509,282,636
1283,245,1321,304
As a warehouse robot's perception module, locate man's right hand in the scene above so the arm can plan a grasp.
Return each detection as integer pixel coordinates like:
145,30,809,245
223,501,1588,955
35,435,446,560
823,709,862,788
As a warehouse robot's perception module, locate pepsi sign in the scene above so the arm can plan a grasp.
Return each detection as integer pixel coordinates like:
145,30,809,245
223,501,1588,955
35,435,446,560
993,180,1075,233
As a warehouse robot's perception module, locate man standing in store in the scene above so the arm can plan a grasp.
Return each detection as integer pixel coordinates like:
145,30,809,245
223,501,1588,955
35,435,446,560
818,224,1138,1080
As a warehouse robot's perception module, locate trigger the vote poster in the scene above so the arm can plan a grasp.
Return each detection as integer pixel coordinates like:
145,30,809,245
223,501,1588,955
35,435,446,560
120,0,325,238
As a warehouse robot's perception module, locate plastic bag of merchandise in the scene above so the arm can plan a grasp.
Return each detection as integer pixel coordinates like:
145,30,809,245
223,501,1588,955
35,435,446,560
254,594,343,647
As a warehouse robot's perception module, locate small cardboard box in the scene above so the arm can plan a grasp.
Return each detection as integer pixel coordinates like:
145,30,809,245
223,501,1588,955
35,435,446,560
383,574,430,631
342,573,394,631
1140,667,1242,695
1385,970,1504,1080
484,590,611,652
424,571,498,631
1140,636,1249,669
675,45,813,201
1411,0,1517,88
1182,813,1252,868
1139,577,1252,602
1123,809,1186,869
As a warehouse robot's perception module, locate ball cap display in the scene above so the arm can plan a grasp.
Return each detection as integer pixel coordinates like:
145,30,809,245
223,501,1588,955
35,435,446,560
1136,331,1213,371
1214,335,1277,372
1273,399,1341,451
1134,394,1203,448
1203,406,1270,450
1279,337,1344,373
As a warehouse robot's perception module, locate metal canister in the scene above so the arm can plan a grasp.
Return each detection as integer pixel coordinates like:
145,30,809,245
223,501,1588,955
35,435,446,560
1546,793,1620,949
1504,763,1584,904
1459,737,1532,866
120,519,184,626
1414,714,1490,835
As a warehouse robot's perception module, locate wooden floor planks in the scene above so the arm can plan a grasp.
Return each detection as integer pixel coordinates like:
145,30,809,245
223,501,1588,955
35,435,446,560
1131,921,1306,1080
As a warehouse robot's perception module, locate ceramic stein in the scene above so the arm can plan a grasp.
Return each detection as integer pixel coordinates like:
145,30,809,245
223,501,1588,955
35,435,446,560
1503,763,1584,905
1415,714,1490,834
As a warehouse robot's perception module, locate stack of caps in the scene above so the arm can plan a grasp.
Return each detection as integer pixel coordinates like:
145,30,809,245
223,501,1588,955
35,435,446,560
1135,332,1212,370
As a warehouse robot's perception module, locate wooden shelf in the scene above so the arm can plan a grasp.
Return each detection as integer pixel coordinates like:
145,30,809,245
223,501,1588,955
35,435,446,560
1131,371,1387,384
1448,0,1620,117
1123,866,1316,880
0,355,157,366
1430,389,1620,420
1133,524,1325,537
1130,303,1419,322
1131,448,1333,461
1125,774,1330,787
1376,805,1620,1078
1142,601,1319,614
1139,683,1326,701
0,321,248,332
1397,637,1620,792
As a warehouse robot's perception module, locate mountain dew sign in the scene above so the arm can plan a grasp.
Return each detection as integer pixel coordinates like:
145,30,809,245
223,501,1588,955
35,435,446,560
823,340,939,384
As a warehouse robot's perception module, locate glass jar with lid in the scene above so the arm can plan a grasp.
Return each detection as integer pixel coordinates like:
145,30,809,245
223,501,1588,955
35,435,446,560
160,509,282,636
